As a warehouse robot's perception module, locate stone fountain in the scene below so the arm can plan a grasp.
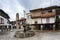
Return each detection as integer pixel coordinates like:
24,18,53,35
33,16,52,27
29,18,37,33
14,24,35,38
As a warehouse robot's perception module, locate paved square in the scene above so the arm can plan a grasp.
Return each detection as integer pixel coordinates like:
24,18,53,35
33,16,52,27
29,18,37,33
0,29,60,40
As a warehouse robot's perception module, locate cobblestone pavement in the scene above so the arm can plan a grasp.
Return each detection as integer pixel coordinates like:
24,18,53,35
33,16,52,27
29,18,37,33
0,29,60,40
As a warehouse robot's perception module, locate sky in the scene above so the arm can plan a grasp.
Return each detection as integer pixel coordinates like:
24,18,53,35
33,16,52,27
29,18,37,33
0,0,25,21
24,0,60,10
0,0,60,21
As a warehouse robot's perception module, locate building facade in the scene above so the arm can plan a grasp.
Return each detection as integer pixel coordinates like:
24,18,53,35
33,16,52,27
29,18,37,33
10,21,16,29
0,9,12,31
11,17,26,29
26,6,60,31
16,13,26,29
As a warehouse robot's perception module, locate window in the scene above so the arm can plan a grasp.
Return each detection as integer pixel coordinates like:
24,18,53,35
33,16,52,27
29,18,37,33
52,9,55,12
42,18,46,23
7,20,10,24
46,18,49,23
1,18,4,24
48,10,52,12
49,18,55,23
0,18,4,24
35,21,38,24
27,15,31,19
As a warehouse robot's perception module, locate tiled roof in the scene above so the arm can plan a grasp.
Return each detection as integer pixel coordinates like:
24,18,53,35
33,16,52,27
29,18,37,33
30,6,60,12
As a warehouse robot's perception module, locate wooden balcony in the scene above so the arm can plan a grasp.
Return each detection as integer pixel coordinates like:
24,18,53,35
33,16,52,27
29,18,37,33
31,13,41,18
31,13,56,18
41,13,56,18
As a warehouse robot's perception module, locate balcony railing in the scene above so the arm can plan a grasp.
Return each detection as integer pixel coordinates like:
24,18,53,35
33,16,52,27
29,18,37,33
41,13,56,18
31,13,56,18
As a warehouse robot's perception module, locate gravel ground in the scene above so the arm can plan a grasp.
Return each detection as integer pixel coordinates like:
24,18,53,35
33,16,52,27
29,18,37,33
0,29,60,40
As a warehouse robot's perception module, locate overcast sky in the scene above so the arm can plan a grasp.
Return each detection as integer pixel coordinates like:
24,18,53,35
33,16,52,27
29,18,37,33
0,0,25,21
0,0,60,21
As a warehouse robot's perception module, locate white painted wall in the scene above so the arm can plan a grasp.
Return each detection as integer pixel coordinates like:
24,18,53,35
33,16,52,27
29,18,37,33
42,18,46,24
49,17,55,23
26,19,33,24
26,17,56,24
0,16,9,25
26,18,41,24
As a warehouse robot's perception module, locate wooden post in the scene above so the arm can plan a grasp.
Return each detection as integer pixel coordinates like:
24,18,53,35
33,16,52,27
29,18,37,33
31,25,34,31
53,25,55,31
41,25,43,31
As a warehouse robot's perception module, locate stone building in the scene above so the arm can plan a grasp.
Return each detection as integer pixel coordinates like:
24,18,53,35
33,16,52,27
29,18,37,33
26,6,60,31
0,9,12,31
